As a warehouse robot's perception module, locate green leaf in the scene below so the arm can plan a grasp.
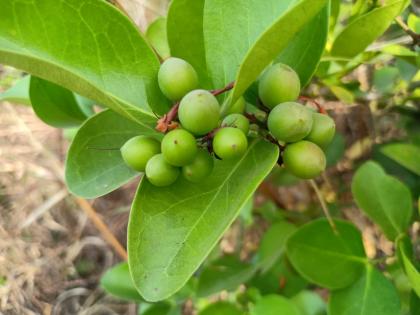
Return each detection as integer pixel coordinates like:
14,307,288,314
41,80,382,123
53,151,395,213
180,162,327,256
65,110,160,199
0,75,30,105
142,303,173,315
329,86,355,104
276,4,329,87
167,0,210,88
0,0,169,123
30,76,88,128
146,18,170,60
250,256,308,297
197,255,257,297
330,0,405,58
250,295,300,315
328,265,401,315
286,219,367,289
204,0,294,90
397,238,420,297
229,0,328,108
381,143,420,176
411,292,420,315
351,161,413,240
257,221,297,273
198,302,242,315
100,262,143,302
291,291,326,315
128,140,279,301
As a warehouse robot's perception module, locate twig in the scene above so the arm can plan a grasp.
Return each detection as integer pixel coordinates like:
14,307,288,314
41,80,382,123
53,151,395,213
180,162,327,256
309,179,337,233
211,81,235,97
395,17,420,46
75,198,128,260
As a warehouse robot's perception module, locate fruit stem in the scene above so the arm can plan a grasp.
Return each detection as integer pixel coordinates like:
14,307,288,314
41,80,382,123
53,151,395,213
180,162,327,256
299,96,327,115
211,81,235,97
309,179,338,234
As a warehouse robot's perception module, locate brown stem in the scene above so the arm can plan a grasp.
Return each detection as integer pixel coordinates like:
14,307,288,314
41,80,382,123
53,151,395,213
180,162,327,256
211,81,235,97
395,17,420,46
299,96,327,114
75,198,128,260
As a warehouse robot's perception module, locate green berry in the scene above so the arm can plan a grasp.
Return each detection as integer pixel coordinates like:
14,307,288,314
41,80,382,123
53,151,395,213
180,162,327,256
145,154,180,187
182,149,214,183
283,141,326,179
222,114,250,135
178,90,220,136
158,57,199,101
268,102,313,143
305,113,336,148
227,97,246,114
161,129,197,166
258,63,301,109
213,127,248,160
121,136,161,172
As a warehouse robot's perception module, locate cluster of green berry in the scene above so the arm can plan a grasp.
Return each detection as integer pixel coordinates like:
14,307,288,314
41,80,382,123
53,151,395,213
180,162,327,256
260,64,336,179
121,57,335,187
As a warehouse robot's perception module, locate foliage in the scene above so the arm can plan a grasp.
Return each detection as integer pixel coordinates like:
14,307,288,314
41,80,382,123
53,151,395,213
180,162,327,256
0,0,419,314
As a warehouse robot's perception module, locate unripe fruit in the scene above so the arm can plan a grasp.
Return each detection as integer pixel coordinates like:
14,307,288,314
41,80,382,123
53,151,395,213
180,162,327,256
158,57,199,101
283,141,326,179
178,90,220,135
182,149,214,183
222,114,250,135
258,63,301,109
161,129,197,166
227,97,246,114
213,127,248,160
305,113,336,148
145,154,180,187
121,136,161,172
268,102,313,143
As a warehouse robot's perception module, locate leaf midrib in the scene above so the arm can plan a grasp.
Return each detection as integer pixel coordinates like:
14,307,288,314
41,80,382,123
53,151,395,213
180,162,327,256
291,242,367,264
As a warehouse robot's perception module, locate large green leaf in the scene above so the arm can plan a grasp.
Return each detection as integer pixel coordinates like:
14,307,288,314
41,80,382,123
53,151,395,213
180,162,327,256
198,302,242,315
167,0,210,88
204,0,296,90
329,265,401,315
229,0,328,108
128,140,279,301
65,110,160,199
286,219,367,289
250,295,300,315
30,76,88,128
351,161,413,240
0,75,30,105
146,18,170,60
100,262,143,302
381,143,420,176
276,4,329,87
330,0,405,58
257,221,297,273
197,255,257,297
397,238,420,297
0,0,169,124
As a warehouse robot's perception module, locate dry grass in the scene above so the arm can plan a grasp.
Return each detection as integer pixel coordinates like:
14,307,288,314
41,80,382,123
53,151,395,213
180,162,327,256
0,68,136,314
